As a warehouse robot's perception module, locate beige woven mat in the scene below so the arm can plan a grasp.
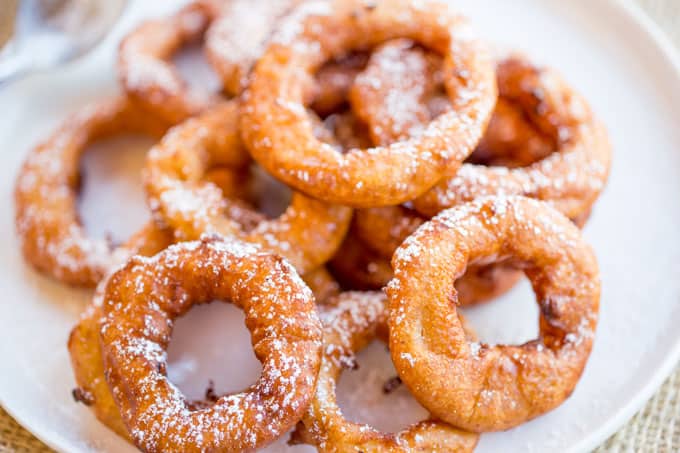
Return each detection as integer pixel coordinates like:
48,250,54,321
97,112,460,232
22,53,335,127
1,0,680,451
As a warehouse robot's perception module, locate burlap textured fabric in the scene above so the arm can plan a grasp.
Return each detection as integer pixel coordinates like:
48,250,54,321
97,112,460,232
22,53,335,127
0,0,679,451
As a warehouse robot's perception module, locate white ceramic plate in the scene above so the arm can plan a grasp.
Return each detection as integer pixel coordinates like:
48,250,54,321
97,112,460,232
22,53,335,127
1,0,679,452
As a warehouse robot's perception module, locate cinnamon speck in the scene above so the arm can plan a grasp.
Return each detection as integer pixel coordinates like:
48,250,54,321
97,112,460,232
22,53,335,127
382,376,403,394
72,387,94,406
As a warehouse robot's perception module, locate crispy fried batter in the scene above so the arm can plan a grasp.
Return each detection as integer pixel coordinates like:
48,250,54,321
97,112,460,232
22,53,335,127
14,97,173,287
240,0,497,207
69,262,343,441
99,237,323,452
387,196,600,432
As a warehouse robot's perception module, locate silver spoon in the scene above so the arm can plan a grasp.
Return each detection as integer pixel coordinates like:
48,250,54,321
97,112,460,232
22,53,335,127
0,0,127,85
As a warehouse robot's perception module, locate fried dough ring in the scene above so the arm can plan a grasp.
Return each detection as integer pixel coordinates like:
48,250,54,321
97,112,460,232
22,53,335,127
68,175,257,437
71,263,338,438
98,237,323,452
353,206,424,259
291,291,479,452
454,261,524,308
412,56,612,218
240,0,497,207
119,1,222,124
14,97,174,287
469,98,555,168
330,223,519,306
387,196,600,432
322,110,374,152
69,263,335,443
144,101,352,274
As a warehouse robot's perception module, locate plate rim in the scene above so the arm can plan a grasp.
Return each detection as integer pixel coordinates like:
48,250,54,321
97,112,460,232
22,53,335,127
566,0,680,451
1,0,680,452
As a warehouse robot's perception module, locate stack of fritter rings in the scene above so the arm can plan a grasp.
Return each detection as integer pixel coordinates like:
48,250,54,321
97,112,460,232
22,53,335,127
13,0,611,451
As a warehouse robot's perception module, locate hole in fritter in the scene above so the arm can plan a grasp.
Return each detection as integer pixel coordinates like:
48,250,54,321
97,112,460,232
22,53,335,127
167,301,262,401
248,165,293,219
78,135,154,245
319,109,373,153
310,51,370,118
459,274,540,346
336,341,428,432
173,41,222,96
465,99,556,168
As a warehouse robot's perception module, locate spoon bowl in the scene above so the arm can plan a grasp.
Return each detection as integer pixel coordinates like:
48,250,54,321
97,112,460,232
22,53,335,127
0,0,127,84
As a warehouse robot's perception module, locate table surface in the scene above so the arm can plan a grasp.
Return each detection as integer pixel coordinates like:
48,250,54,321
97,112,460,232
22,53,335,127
1,0,679,451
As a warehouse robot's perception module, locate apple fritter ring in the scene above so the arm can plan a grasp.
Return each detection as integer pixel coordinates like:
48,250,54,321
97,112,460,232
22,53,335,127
468,98,555,169
240,0,497,207
413,56,612,219
291,291,479,452
454,261,523,307
69,262,340,441
98,236,323,452
330,224,519,306
14,97,173,287
68,209,263,439
387,196,600,432
118,1,221,124
144,101,352,274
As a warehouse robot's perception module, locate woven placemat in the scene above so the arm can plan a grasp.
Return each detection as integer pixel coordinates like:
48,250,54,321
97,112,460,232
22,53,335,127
1,0,679,452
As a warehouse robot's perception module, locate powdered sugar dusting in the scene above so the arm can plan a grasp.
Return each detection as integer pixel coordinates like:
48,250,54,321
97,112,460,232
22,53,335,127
14,97,170,286
241,0,496,206
414,56,612,220
98,237,322,451
388,196,600,430
352,39,440,144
